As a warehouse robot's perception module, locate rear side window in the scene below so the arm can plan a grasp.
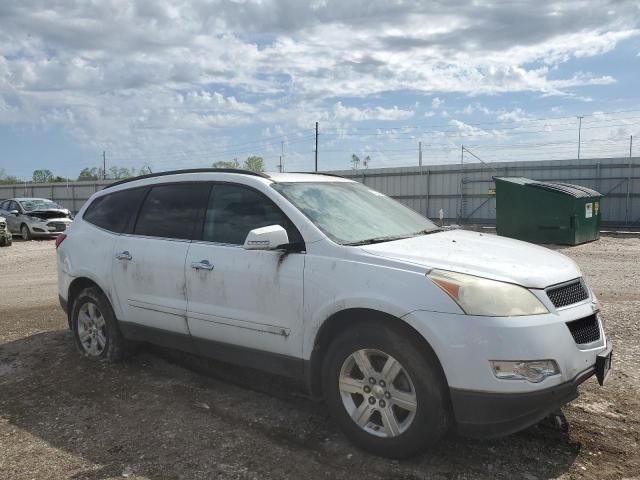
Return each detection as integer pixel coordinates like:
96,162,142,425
203,184,302,245
83,188,147,233
134,183,209,240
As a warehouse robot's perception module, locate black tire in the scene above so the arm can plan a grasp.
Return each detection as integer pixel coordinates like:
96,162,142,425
20,224,31,240
322,321,450,458
70,287,129,362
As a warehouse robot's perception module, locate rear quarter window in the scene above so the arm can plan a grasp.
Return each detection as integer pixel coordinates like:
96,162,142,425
83,187,147,233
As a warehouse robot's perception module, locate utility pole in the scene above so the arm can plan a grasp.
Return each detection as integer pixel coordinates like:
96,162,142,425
281,140,285,173
102,151,106,180
626,135,633,225
278,156,283,173
418,141,423,167
458,145,464,223
314,122,319,172
577,116,583,161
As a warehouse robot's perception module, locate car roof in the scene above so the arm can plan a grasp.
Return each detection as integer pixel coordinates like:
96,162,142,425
102,169,353,191
13,198,53,202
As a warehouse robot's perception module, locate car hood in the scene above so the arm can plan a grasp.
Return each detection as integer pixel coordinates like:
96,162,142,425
25,209,72,220
360,230,581,289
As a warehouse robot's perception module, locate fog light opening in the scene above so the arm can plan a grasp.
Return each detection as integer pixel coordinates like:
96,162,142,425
491,360,560,383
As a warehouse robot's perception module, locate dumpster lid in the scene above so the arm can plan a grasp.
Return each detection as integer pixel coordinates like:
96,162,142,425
494,177,602,198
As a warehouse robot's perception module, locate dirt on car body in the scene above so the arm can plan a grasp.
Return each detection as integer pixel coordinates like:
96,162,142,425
0,237,639,479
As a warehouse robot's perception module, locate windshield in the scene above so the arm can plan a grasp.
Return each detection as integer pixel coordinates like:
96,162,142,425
19,199,64,212
272,181,438,245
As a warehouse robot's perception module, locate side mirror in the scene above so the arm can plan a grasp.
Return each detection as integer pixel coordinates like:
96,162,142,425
9,210,19,216
243,225,289,250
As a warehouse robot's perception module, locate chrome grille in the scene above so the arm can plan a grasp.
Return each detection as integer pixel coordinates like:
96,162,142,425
566,314,601,344
547,279,589,308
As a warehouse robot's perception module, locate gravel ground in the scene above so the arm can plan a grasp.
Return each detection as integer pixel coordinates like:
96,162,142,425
0,236,638,480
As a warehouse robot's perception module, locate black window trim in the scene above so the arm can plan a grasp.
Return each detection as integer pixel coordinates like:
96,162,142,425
192,181,305,250
131,181,212,242
81,180,305,248
82,185,151,235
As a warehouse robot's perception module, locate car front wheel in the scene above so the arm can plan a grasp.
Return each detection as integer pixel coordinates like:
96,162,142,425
323,321,449,458
20,224,31,240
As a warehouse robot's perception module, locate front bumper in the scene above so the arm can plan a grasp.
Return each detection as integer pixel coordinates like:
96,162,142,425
403,300,611,437
451,368,593,438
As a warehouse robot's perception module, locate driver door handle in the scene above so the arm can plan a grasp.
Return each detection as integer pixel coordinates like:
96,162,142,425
115,251,132,261
191,260,214,271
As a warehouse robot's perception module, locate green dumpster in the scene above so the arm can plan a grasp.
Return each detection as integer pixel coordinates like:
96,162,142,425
494,177,603,245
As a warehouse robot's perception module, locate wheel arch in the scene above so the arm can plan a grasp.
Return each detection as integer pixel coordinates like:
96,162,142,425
307,308,450,402
66,277,110,329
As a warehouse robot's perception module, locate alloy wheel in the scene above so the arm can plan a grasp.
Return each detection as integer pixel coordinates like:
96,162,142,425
77,302,107,356
338,348,418,438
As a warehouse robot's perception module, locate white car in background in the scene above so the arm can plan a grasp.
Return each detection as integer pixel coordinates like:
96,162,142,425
0,197,73,240
55,169,612,458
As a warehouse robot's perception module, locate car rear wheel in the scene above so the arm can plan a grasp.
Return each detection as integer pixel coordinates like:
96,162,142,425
322,321,449,458
71,287,129,362
20,224,31,240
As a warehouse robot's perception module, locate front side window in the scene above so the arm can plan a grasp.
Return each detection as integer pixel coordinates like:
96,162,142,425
272,181,438,245
203,184,301,245
83,188,147,234
134,183,209,240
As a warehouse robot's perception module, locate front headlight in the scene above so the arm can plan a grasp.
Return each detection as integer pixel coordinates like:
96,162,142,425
428,269,548,316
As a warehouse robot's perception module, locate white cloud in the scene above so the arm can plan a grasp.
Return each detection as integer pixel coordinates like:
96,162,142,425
332,102,414,122
0,0,638,169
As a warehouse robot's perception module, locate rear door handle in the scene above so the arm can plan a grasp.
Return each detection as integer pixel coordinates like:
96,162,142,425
115,251,132,261
191,260,214,271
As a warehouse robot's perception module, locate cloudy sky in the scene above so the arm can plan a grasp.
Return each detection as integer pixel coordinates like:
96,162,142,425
0,0,639,179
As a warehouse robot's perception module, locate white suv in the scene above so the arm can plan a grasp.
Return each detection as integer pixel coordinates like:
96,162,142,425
56,169,612,458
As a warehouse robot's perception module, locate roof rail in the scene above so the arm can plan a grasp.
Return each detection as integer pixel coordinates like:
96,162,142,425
288,171,346,179
103,168,271,190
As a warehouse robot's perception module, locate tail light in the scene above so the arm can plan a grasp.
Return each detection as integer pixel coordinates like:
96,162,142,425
55,233,67,249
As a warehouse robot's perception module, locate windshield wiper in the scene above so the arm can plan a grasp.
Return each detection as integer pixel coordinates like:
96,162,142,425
344,234,415,246
345,228,443,246
415,228,444,235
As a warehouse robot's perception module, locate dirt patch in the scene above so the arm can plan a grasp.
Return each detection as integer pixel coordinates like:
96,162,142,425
0,238,639,479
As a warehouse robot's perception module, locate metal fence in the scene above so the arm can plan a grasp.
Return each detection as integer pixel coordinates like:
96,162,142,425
0,156,637,227
0,179,112,214
329,156,639,228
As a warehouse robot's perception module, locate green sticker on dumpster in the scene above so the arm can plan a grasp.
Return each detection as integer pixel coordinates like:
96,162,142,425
585,203,593,218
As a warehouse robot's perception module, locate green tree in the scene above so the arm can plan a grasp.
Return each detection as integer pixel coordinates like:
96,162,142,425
109,166,134,179
32,169,54,183
78,167,99,181
351,154,371,170
243,156,265,172
212,159,240,169
0,169,19,184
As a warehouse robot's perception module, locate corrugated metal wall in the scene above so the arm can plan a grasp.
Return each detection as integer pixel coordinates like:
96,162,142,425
0,180,112,214
329,157,639,227
0,157,637,227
